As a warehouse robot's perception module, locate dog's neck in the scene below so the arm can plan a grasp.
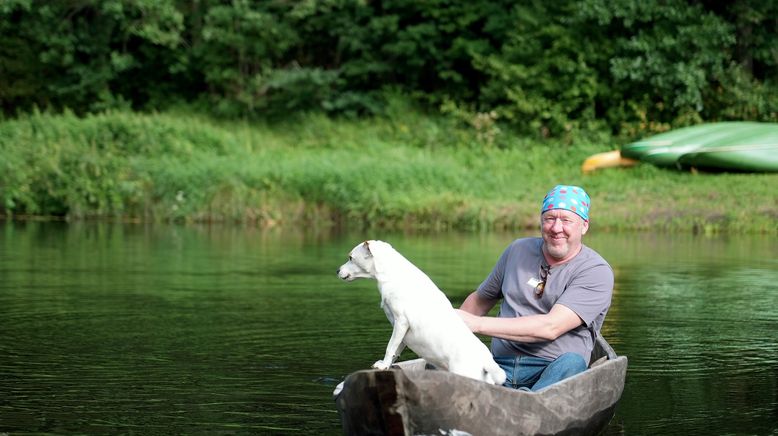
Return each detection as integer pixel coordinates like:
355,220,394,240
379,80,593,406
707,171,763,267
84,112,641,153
374,259,427,292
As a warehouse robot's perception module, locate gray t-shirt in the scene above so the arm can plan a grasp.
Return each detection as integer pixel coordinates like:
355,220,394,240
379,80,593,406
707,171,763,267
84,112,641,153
477,237,613,364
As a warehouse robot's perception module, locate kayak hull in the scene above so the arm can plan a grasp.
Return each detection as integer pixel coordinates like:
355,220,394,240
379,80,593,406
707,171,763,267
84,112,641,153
621,122,778,171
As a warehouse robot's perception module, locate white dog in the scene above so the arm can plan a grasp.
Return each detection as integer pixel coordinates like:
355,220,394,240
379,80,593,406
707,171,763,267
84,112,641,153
337,240,506,385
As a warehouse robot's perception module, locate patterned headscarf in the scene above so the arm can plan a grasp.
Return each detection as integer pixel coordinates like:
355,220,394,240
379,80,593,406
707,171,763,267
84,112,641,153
541,185,591,221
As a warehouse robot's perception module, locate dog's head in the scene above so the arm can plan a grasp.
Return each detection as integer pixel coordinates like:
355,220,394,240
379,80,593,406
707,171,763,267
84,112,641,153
337,240,391,281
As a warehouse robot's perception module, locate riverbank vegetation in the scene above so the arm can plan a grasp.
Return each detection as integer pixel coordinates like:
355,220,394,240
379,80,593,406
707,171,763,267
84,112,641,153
2,109,776,234
2,1,776,135
1,1,776,233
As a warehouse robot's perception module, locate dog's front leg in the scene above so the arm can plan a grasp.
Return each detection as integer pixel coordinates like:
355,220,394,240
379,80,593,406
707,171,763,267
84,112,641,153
373,317,409,370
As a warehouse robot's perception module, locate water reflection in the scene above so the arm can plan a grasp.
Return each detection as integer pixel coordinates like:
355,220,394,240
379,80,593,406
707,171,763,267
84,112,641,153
0,222,776,434
593,232,778,435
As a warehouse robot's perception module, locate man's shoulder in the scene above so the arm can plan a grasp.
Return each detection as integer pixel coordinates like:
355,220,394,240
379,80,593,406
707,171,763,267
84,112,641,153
576,245,613,275
573,245,613,277
508,237,542,251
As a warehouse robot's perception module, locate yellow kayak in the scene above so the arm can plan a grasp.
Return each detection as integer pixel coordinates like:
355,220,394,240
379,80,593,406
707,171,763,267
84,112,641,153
581,150,639,173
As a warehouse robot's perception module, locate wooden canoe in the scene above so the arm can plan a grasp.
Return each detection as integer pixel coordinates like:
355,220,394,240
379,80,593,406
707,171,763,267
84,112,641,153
334,333,627,436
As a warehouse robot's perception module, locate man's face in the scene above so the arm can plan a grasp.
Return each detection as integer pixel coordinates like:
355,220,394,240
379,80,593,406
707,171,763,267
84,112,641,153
541,209,589,262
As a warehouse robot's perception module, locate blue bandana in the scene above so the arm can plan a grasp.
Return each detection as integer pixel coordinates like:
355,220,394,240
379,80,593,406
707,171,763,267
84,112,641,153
541,185,591,221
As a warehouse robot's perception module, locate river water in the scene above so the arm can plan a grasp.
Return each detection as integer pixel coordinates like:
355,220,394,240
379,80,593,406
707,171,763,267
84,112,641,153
1,221,776,435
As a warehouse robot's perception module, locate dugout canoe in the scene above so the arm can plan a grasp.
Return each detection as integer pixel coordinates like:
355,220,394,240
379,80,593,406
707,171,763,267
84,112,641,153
620,122,778,170
334,333,627,436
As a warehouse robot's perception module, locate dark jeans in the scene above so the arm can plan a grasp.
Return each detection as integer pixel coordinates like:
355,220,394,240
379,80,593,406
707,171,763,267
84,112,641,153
494,352,587,391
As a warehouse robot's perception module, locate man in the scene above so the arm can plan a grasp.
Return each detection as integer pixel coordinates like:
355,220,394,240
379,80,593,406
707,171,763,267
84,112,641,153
457,185,613,391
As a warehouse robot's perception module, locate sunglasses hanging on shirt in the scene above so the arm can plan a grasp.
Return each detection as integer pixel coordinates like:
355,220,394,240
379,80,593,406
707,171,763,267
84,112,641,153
534,264,550,298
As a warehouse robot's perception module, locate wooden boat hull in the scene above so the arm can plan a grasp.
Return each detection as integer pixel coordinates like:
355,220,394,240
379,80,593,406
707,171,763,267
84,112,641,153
335,335,627,435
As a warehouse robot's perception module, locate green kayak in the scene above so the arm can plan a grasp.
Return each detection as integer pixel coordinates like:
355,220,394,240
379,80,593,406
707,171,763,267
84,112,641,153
678,143,778,172
621,122,778,171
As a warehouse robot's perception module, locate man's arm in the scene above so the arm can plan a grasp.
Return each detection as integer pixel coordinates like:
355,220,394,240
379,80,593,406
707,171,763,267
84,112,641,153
459,291,498,316
457,303,583,343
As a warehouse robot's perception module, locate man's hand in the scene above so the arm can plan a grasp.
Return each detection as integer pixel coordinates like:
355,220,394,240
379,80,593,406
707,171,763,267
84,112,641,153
455,308,482,334
456,304,583,343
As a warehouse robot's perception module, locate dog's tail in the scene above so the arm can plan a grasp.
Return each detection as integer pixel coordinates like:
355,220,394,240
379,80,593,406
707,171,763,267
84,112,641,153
483,360,507,385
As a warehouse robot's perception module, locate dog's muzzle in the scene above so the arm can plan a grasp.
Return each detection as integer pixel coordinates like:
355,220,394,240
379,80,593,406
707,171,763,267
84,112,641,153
337,268,349,281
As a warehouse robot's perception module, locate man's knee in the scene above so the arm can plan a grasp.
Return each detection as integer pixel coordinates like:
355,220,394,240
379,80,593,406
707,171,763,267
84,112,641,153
554,352,588,376
531,353,588,391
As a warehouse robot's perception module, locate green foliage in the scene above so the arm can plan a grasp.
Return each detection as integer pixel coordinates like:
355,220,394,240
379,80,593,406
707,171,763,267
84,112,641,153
602,0,775,131
473,1,601,137
195,1,304,115
0,110,237,218
576,0,735,129
1,110,776,234
0,0,187,114
0,1,776,134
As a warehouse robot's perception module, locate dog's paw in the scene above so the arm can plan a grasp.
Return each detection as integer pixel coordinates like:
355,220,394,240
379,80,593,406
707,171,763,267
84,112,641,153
332,381,345,398
372,360,390,370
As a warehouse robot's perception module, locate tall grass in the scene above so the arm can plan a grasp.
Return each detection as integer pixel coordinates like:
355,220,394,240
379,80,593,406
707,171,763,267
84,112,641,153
1,109,776,233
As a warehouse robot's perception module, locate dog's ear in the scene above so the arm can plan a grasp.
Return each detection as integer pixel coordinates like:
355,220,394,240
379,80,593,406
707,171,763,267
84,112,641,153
365,240,394,274
362,241,373,257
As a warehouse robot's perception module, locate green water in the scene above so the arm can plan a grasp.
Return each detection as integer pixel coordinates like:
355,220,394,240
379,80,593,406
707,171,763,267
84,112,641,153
1,222,777,434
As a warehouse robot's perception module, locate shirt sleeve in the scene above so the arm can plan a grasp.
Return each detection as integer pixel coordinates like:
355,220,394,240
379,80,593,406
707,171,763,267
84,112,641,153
476,244,510,300
556,262,614,328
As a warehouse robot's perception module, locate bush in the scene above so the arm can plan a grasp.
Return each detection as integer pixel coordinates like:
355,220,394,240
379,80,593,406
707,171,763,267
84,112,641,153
0,1,775,135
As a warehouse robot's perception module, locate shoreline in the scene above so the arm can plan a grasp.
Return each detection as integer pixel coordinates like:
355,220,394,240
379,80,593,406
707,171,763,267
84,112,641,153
1,110,776,235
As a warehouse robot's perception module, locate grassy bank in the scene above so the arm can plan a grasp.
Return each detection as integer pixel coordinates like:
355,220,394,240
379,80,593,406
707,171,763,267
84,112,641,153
1,109,776,234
